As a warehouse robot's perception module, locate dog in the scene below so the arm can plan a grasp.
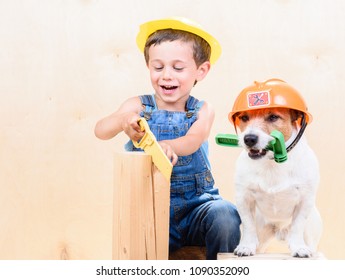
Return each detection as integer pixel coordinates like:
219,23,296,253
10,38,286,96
230,80,322,258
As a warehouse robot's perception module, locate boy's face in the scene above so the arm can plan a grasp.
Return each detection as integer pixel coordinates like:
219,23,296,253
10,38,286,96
147,40,210,110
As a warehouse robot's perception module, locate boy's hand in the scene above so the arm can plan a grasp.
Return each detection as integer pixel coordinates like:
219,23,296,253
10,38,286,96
122,113,145,142
159,141,178,166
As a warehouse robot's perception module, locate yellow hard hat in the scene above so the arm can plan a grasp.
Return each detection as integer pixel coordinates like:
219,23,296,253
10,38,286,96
136,17,222,64
229,79,313,124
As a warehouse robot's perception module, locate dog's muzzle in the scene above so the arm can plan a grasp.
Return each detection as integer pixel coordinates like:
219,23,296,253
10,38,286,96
244,134,268,160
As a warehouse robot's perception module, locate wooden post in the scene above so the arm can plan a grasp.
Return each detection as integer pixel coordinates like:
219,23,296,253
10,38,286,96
152,167,170,260
113,152,170,260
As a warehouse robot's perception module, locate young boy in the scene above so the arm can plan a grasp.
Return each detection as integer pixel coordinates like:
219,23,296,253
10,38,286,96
94,17,241,260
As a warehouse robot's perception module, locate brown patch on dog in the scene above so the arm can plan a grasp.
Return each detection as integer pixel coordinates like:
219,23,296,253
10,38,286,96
235,108,296,141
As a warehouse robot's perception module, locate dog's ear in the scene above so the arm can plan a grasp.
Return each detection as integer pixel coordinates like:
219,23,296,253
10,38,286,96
232,113,241,133
232,112,240,124
290,109,303,124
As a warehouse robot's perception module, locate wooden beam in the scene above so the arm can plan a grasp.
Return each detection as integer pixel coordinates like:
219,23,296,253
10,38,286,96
152,166,170,260
113,152,170,260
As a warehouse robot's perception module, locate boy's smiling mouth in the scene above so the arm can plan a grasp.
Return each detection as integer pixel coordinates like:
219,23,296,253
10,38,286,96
161,85,178,93
161,85,178,90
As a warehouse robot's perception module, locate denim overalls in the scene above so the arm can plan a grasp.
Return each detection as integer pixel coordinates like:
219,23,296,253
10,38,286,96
125,94,241,259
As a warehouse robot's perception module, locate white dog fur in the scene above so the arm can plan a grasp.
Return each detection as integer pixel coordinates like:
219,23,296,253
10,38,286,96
233,108,322,258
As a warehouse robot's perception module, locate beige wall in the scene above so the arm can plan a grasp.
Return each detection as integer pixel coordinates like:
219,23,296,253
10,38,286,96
0,0,344,259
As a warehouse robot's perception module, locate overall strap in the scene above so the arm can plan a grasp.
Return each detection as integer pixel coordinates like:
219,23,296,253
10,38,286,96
140,94,204,119
185,96,204,118
139,94,156,120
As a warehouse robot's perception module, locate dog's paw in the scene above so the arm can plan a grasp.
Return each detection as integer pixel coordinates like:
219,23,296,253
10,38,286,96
291,246,313,258
234,244,256,257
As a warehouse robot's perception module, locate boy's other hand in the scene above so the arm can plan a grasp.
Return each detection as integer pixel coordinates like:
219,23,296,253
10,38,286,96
159,141,178,166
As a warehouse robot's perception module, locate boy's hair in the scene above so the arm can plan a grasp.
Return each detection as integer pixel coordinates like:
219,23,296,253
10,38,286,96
143,29,211,67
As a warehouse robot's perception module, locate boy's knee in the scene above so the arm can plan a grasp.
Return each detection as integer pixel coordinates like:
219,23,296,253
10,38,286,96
208,200,241,230
210,200,240,218
205,201,241,254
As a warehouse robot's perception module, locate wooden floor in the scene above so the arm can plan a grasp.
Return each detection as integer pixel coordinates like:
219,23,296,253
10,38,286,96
217,253,326,260
168,246,325,260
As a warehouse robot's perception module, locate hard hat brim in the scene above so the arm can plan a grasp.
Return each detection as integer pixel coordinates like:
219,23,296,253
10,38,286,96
228,106,313,125
136,17,221,65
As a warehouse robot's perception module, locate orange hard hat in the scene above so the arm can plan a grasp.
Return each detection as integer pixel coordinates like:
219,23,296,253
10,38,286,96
228,78,313,125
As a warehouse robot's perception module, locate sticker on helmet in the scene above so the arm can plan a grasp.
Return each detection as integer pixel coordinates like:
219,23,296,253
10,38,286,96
247,91,270,107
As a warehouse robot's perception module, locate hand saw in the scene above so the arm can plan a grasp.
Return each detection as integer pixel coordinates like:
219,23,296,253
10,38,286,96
132,118,173,181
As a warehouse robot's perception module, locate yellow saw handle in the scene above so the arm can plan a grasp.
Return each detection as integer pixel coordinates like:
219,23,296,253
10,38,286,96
132,118,154,149
132,118,173,181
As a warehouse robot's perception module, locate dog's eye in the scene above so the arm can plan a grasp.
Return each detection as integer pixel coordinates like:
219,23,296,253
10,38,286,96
267,114,280,122
239,115,249,122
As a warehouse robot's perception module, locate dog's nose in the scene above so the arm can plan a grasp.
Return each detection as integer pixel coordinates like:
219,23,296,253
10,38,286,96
244,134,258,147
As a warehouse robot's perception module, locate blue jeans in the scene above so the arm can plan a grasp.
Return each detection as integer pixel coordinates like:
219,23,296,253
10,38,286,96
169,175,241,260
126,94,241,260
